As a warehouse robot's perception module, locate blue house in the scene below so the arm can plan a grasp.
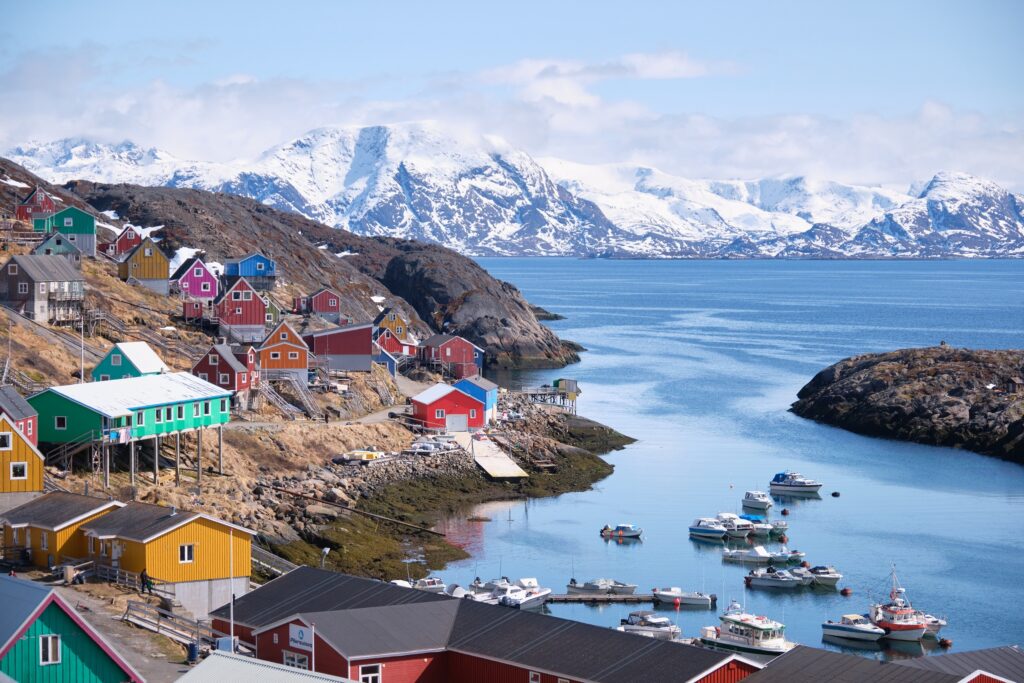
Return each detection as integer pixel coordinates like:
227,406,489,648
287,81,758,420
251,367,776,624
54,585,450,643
222,253,277,292
454,375,498,423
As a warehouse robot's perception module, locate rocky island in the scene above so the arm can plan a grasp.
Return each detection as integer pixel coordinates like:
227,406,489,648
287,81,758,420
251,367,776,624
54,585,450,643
791,346,1024,462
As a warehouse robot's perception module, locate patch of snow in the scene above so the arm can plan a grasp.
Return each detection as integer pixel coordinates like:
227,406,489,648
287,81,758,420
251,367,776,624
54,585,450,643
159,326,177,332
100,209,120,220
206,261,224,276
317,244,328,250
334,250,357,257
370,295,386,303
169,247,200,272
96,221,118,230
0,177,29,189
124,222,163,238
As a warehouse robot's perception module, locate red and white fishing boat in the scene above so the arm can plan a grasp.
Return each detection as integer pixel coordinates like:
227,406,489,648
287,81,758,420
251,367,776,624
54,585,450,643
868,568,929,641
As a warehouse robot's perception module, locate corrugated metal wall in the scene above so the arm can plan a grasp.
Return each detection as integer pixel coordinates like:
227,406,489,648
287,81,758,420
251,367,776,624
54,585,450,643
142,517,251,583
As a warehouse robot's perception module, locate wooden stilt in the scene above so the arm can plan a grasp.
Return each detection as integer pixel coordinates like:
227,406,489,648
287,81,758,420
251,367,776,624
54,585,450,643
197,429,203,486
153,435,159,484
103,442,109,489
130,440,135,488
218,425,223,475
175,433,181,487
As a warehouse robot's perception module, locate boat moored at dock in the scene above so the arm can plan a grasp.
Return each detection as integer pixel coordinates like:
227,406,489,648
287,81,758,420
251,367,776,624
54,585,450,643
869,568,930,641
699,600,796,656
651,587,717,607
822,614,886,642
745,567,803,589
618,611,681,640
566,577,638,595
716,512,754,538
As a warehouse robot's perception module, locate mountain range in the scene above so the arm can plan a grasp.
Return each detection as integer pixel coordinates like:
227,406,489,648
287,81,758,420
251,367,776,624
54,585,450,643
6,123,1024,258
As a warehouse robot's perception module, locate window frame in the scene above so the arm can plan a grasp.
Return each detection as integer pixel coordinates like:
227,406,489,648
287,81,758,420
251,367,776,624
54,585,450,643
0,432,11,451
40,530,49,551
177,405,184,420
282,651,308,670
288,351,299,360
219,373,229,385
435,408,445,419
39,634,61,666
359,664,382,683
179,544,194,564
9,461,27,480
203,401,211,416
54,416,67,431
16,282,27,295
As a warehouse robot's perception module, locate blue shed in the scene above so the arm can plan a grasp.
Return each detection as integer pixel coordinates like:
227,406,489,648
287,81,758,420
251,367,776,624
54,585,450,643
372,344,398,378
222,253,277,292
454,376,498,423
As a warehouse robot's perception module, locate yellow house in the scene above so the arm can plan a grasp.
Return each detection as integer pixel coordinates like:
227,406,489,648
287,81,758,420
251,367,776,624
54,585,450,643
0,412,44,496
1,492,124,567
80,501,254,617
373,306,413,342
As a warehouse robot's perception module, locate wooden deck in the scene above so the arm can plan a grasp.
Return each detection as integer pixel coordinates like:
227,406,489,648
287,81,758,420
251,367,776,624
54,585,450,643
455,433,529,480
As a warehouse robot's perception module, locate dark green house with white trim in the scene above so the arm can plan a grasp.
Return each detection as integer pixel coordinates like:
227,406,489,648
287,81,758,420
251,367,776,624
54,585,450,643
32,207,97,257
0,575,143,682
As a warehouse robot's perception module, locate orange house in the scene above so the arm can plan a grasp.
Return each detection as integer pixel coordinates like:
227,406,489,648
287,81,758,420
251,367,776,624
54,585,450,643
257,321,309,383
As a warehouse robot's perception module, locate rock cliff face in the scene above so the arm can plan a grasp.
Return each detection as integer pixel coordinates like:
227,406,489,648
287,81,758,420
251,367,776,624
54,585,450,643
791,347,1024,462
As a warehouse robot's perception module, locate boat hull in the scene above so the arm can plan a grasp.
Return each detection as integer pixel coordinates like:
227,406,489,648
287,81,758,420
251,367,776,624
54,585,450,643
821,624,884,642
747,579,801,589
601,529,642,538
689,529,727,540
811,575,841,587
620,625,679,640
769,484,822,493
610,584,638,595
699,636,793,656
878,624,928,641
742,500,771,510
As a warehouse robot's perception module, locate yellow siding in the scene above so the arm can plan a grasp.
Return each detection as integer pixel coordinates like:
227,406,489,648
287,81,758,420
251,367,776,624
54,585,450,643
15,508,116,567
380,314,410,340
119,238,169,280
141,517,251,583
0,426,43,493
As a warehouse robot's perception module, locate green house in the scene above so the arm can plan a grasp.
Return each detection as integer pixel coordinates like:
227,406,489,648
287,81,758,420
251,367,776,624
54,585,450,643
91,342,169,382
262,294,282,326
32,207,96,257
0,575,143,682
28,372,232,445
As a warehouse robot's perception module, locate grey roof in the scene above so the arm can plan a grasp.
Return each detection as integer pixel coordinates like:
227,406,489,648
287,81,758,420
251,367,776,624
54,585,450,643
177,651,354,682
0,385,36,421
0,575,52,653
893,645,1024,680
5,254,83,283
302,601,460,659
1,492,121,530
33,232,83,255
742,646,962,683
170,255,206,281
208,566,447,628
458,375,498,391
79,501,199,541
421,333,457,347
208,344,247,373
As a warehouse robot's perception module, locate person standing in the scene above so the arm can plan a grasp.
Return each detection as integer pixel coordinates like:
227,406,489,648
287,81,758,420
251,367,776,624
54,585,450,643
140,568,154,595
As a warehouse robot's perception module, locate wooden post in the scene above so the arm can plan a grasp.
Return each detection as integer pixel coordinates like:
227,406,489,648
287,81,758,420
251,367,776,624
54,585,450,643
129,440,135,488
218,425,223,475
175,433,180,487
103,442,109,489
153,435,159,484
197,429,203,486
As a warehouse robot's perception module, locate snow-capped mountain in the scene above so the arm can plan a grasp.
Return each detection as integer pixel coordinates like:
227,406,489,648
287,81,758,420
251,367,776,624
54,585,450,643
7,127,1023,258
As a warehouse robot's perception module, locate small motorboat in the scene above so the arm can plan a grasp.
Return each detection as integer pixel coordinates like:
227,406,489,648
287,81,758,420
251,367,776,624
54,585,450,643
868,568,929,641
618,611,681,640
745,567,803,589
716,513,754,539
742,490,773,510
567,578,638,595
787,566,815,586
808,565,843,587
739,514,773,536
652,587,717,607
775,546,806,563
496,578,551,610
722,545,774,564
770,520,789,535
466,576,511,604
689,517,728,540
915,611,947,637
821,614,886,642
699,600,796,656
769,471,823,494
411,576,447,593
601,523,643,539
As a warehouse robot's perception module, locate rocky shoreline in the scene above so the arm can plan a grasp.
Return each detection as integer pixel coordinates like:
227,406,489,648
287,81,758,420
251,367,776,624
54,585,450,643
791,346,1024,462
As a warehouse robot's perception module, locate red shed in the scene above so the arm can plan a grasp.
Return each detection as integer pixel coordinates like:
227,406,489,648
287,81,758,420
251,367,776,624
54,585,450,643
15,186,57,222
410,383,484,431
182,300,203,321
0,385,38,447
419,334,483,379
303,323,373,372
213,277,267,343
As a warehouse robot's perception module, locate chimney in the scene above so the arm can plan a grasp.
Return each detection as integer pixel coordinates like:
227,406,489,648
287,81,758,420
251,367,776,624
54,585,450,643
170,506,177,516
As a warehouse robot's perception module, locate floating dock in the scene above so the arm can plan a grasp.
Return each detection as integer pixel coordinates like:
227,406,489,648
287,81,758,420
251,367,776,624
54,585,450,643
455,433,529,480
547,593,656,604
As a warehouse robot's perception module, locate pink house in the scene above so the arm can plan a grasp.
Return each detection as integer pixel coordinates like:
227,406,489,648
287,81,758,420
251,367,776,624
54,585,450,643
170,256,219,300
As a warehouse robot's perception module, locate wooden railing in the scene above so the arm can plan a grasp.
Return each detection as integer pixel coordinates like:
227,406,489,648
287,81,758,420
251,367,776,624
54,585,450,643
123,600,249,649
251,545,298,577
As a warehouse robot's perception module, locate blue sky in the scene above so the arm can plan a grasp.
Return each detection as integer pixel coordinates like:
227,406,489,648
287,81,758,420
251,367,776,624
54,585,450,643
1,0,1022,187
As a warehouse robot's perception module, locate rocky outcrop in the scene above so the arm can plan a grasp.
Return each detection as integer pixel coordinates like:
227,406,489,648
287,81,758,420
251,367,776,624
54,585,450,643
791,346,1024,462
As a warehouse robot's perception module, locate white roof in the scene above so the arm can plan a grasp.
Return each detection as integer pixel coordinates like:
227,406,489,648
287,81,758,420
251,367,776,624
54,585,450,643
43,372,232,418
109,341,169,374
177,651,354,682
410,383,458,404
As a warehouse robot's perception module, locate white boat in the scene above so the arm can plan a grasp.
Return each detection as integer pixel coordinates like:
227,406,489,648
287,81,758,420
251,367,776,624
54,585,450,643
739,514,773,536
868,568,929,641
769,471,823,493
567,578,637,595
821,614,886,642
722,545,774,564
775,546,806,563
689,517,728,540
600,523,643,539
651,587,717,607
716,513,754,538
742,490,773,510
787,567,815,586
770,520,789,535
915,611,947,637
618,611,681,640
465,576,511,604
807,565,843,587
495,578,551,610
699,600,796,656
411,577,447,593
745,567,803,589
389,579,412,588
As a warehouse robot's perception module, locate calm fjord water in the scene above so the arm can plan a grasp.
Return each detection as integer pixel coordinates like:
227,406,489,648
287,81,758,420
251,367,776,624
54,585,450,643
437,259,1024,656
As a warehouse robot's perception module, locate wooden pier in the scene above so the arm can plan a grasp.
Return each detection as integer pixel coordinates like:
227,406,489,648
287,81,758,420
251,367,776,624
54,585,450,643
516,379,580,414
547,593,656,604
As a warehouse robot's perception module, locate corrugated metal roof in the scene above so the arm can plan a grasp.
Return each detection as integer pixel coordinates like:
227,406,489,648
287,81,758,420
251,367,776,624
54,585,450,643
893,645,1024,680
457,376,498,391
0,385,35,421
743,646,961,683
5,254,84,283
0,576,50,654
209,344,247,373
300,601,460,658
80,501,200,541
1,492,122,530
41,372,231,418
108,342,169,375
178,651,354,682
410,383,457,405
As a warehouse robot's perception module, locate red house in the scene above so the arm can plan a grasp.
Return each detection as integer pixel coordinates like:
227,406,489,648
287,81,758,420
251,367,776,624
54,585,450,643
100,225,143,259
419,334,484,379
0,386,38,447
213,277,267,343
293,287,347,324
14,187,57,222
375,327,417,356
192,343,259,402
410,383,484,431
303,323,373,372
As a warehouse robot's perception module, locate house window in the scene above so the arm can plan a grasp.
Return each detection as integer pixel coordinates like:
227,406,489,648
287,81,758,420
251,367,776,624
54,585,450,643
99,540,107,557
181,281,189,289
256,262,265,271
0,432,11,451
177,405,184,420
111,353,122,366
219,373,229,385
194,267,203,277
193,402,200,416
219,399,227,412
288,352,299,360
63,217,73,227
155,410,162,424
265,313,273,322
396,326,403,335
39,283,46,294
283,651,308,670
144,248,153,257
9,462,27,480
201,282,211,292
7,264,16,275
388,313,395,321
99,374,109,381
328,298,337,307
470,409,477,419
210,355,219,365
40,531,48,551
11,528,19,545
88,536,95,554
232,291,241,301
16,282,27,294
270,352,281,360
203,402,211,416
528,673,541,683
242,291,253,301
165,407,172,421
435,409,445,419
136,411,145,426
240,372,247,382
359,664,381,683
39,634,61,665
198,373,208,382
280,332,287,340
234,307,242,315
54,416,67,431
26,421,32,436
179,544,194,563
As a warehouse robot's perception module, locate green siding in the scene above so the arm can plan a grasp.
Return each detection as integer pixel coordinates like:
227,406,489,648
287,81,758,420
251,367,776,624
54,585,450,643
28,391,105,445
32,207,96,235
0,602,133,683
91,351,145,382
131,398,231,438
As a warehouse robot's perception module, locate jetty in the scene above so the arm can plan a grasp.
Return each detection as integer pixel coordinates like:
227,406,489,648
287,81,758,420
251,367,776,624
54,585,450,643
547,593,656,604
455,432,529,480
516,378,580,413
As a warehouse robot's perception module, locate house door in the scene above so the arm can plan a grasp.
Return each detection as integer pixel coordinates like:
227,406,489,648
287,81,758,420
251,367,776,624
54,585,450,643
445,414,469,432
111,541,122,567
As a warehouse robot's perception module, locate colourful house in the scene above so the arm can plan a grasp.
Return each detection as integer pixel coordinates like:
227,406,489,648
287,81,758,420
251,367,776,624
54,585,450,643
118,237,170,294
419,334,485,379
91,341,169,381
259,321,309,382
410,383,484,431
294,287,345,323
0,254,85,325
222,253,277,292
0,413,45,514
14,186,57,223
32,206,96,257
192,343,259,405
0,576,143,682
213,277,267,343
80,501,253,617
99,225,143,259
375,327,417,357
27,372,232,446
303,323,373,372
0,386,38,447
262,294,282,326
170,256,219,301
32,232,82,268
454,376,499,423
373,306,413,342
2,492,124,568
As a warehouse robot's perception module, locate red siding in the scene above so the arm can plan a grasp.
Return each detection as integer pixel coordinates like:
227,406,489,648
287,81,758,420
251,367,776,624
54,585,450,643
192,348,252,393
113,227,143,256
15,190,56,221
447,652,579,683
311,289,342,314
215,279,267,325
211,619,255,647
421,338,479,379
13,416,37,447
412,388,485,430
377,329,416,356
698,659,759,683
254,619,349,676
304,326,372,356
348,654,447,683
